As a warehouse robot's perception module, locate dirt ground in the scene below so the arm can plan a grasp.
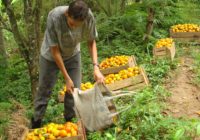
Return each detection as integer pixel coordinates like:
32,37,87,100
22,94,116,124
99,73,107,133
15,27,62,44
165,56,200,118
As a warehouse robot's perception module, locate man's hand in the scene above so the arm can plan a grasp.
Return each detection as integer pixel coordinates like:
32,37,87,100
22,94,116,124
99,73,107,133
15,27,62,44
66,78,74,94
94,67,104,83
50,46,74,93
87,39,104,83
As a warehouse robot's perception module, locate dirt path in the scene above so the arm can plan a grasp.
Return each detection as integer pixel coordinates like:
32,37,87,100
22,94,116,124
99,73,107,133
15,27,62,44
165,56,200,118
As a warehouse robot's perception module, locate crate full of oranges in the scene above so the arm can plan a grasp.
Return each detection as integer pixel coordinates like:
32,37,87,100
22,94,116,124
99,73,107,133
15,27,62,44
99,55,137,75
170,23,200,41
58,82,94,103
153,38,175,61
105,66,149,91
24,121,86,140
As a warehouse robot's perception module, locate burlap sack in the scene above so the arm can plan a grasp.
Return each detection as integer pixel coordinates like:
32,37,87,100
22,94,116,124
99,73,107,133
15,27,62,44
72,83,135,131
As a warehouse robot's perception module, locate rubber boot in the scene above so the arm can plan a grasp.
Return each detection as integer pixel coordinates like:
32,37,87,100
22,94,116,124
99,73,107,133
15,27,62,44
31,117,42,129
64,93,76,122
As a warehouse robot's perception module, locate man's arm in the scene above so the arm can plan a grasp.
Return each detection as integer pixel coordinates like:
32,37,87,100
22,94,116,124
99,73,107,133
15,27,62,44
88,40,104,83
50,46,74,93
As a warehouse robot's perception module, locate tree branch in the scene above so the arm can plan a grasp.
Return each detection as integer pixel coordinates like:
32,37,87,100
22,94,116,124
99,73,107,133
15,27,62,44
0,16,12,32
23,0,33,24
0,26,12,32
120,0,126,14
34,0,42,48
2,0,29,61
143,7,155,42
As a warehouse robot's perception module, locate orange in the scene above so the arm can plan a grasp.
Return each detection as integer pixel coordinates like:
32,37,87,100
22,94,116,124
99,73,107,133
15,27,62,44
59,130,68,137
52,129,59,137
127,72,133,77
71,129,78,136
57,124,65,130
67,133,72,137
65,126,71,133
48,134,56,139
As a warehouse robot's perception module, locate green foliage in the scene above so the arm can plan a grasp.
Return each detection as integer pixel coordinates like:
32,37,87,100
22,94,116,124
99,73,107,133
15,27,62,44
175,0,200,24
143,59,177,86
80,42,94,82
173,128,185,140
43,103,65,124
0,102,13,138
190,46,200,86
92,0,124,17
11,0,20,4
197,124,200,135
0,54,31,105
96,5,146,44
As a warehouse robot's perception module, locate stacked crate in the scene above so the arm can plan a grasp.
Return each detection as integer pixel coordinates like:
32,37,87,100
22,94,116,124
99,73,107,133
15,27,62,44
99,55,149,91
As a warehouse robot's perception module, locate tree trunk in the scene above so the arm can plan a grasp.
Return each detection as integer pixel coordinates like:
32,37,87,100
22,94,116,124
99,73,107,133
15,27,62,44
143,7,155,42
107,0,112,16
2,0,30,62
120,0,126,14
2,0,42,99
0,28,7,68
23,0,42,99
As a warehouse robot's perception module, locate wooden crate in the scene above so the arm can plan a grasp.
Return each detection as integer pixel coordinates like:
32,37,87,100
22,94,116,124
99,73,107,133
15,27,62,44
100,55,137,75
170,29,200,42
23,121,86,140
153,42,176,61
106,68,149,91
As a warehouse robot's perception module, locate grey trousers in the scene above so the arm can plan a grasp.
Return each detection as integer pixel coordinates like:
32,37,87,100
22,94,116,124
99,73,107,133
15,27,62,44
33,52,81,122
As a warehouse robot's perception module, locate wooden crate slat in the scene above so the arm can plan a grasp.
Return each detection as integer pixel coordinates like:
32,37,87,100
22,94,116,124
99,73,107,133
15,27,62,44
128,55,137,67
154,51,167,56
106,74,144,91
153,42,176,61
126,68,149,91
171,32,200,38
168,43,176,61
106,68,148,91
57,136,83,140
140,67,149,85
170,29,200,42
125,82,147,91
100,64,129,75
100,55,137,75
153,47,167,56
173,38,200,41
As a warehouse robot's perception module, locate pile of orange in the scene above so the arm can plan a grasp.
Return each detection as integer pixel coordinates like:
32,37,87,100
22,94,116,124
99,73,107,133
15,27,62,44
81,82,94,91
105,66,140,84
59,82,94,96
59,85,67,96
99,55,129,69
155,38,173,48
26,122,78,140
171,24,200,32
